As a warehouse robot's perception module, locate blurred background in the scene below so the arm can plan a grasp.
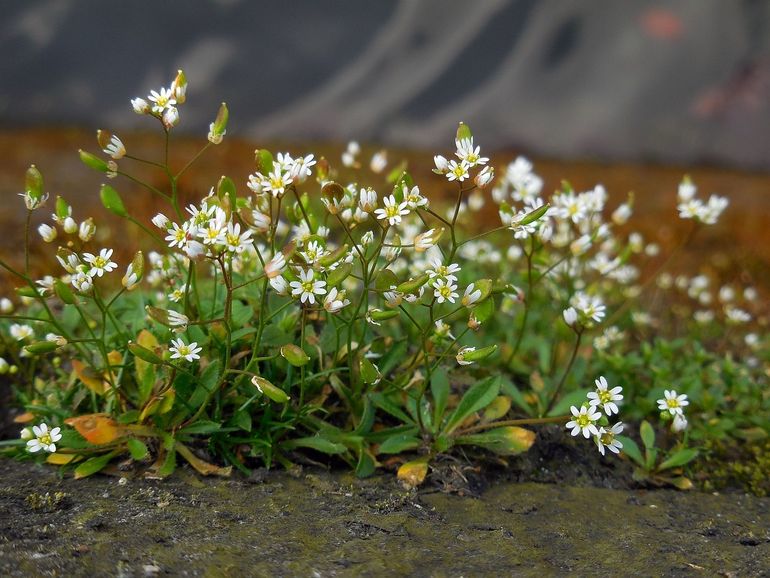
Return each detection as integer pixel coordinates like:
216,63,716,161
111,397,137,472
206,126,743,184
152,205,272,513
0,0,768,286
2,0,770,168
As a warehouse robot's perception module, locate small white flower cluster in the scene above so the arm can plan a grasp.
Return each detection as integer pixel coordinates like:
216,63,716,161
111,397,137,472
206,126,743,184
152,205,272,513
676,176,728,225
131,70,187,130
55,247,118,294
248,152,316,198
433,125,493,188
566,376,624,456
657,389,689,432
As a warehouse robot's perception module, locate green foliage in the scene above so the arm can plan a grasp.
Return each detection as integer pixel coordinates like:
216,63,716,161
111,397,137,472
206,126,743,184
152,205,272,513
1,70,766,487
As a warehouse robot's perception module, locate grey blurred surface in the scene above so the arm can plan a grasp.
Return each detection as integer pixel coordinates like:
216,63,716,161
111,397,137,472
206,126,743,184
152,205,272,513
1,0,769,169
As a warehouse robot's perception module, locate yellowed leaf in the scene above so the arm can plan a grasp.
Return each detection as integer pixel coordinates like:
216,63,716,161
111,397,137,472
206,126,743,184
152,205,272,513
482,396,512,422
176,443,232,477
71,359,106,395
47,453,80,465
397,458,429,488
65,413,122,445
13,412,35,424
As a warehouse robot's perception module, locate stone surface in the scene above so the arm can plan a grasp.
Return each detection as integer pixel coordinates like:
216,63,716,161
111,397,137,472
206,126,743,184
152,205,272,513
1,459,769,576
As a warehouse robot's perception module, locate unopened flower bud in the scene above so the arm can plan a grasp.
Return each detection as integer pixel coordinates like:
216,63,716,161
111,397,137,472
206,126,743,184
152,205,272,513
63,216,78,234
38,224,57,243
131,97,150,114
162,106,179,129
78,218,96,242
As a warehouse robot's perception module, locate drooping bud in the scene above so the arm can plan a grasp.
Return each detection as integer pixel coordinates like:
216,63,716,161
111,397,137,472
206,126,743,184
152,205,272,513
171,69,187,104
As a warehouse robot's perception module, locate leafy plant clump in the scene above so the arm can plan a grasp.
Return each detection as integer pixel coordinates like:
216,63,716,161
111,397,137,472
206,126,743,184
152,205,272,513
1,71,767,487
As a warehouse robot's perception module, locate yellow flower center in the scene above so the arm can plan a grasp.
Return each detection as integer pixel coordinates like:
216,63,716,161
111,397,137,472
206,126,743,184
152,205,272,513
666,399,680,409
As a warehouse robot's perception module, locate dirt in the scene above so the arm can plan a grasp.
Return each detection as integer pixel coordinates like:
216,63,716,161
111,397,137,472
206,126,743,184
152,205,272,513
1,458,769,577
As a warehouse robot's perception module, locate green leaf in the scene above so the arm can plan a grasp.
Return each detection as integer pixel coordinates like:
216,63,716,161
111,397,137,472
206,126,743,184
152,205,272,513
158,447,177,477
355,449,376,478
658,448,698,471
430,369,450,430
500,377,534,416
232,411,252,433
455,426,535,455
100,184,127,217
177,420,222,435
188,360,221,408
617,436,645,467
639,420,656,451
283,436,347,455
374,269,399,292
126,438,148,460
378,434,421,454
443,375,501,435
546,389,588,417
368,393,414,425
74,452,114,479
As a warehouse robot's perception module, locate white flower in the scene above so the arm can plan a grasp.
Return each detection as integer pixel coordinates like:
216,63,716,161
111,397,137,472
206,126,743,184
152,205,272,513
374,195,410,226
566,405,601,438
78,219,96,242
38,224,57,243
595,422,624,456
456,346,476,366
434,320,455,340
162,106,180,129
71,271,93,293
474,166,494,189
446,160,470,182
103,135,126,160
152,213,170,229
122,263,140,290
166,222,192,249
324,287,349,313
260,168,292,198
586,376,623,416
301,240,327,265
83,248,117,277
461,283,482,307
269,275,289,295
10,324,34,341
169,338,202,362
571,292,606,324
433,155,449,174
223,222,253,254
455,137,488,167
563,307,578,327
414,228,439,252
0,298,12,313
427,260,460,282
433,278,459,304
265,253,286,279
672,413,688,433
725,306,751,324
148,87,176,114
612,203,632,225
290,154,316,183
131,97,150,114
342,141,360,167
167,310,189,332
290,269,327,305
403,185,428,209
25,423,62,453
370,150,387,173
657,389,689,416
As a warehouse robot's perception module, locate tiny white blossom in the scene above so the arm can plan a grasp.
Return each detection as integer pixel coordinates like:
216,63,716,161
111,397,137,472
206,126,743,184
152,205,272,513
169,338,202,362
374,195,410,226
10,324,34,341
433,278,459,304
83,248,117,277
595,422,624,456
566,405,601,438
25,422,62,453
586,376,623,416
657,389,689,416
290,269,327,305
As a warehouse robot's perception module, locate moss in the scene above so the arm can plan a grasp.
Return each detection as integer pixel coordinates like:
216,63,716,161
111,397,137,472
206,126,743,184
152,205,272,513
24,490,68,511
699,439,770,496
